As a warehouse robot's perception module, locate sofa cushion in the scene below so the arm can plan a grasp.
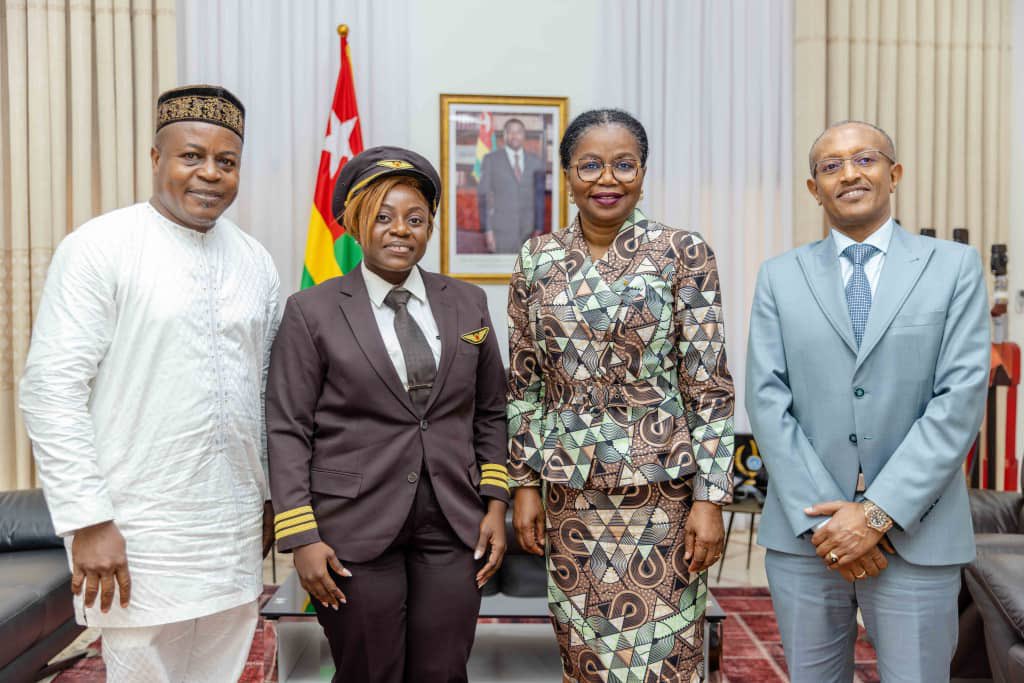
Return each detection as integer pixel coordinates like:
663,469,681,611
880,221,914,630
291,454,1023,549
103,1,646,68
0,550,74,671
498,554,547,597
975,533,1024,556
0,489,62,551
968,490,1024,535
967,551,1024,643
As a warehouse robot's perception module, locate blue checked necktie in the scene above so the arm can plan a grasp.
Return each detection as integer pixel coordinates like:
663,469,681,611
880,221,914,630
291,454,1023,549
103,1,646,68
843,243,879,347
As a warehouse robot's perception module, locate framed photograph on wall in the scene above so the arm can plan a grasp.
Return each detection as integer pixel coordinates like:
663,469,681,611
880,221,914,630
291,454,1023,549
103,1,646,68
440,94,569,282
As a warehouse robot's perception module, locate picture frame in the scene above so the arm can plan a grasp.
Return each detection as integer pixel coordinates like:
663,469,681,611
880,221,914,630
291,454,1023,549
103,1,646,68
439,94,569,283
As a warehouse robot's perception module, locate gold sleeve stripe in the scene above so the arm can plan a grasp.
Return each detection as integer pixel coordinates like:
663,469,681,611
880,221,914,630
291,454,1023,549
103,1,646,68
274,505,313,524
275,514,316,533
481,464,508,472
480,476,510,491
276,520,318,539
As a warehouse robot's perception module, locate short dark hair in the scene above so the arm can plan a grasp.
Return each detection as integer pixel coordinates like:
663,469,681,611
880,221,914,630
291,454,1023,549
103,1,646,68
808,120,896,174
559,109,649,170
503,118,526,132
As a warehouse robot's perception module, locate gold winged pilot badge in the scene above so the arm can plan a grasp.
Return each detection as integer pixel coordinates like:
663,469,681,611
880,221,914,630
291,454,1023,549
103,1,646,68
460,327,489,345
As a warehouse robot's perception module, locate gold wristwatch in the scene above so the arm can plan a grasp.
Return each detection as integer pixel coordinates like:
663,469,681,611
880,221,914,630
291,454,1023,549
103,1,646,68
863,500,894,533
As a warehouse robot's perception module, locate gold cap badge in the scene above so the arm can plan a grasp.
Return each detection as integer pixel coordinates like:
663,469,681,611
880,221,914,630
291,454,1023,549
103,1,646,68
376,160,414,170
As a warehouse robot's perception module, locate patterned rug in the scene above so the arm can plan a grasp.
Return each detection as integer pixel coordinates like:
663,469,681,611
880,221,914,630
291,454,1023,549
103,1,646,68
54,586,879,682
716,587,880,683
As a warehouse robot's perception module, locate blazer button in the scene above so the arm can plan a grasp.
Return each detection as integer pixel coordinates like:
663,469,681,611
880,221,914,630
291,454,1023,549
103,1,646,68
854,387,865,398
420,419,428,431
407,472,418,483
849,433,858,444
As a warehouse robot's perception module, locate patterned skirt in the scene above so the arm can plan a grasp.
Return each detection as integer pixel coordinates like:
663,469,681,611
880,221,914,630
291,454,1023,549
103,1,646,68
545,479,706,683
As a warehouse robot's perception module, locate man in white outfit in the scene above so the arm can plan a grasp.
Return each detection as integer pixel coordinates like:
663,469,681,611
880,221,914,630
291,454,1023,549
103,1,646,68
20,85,281,682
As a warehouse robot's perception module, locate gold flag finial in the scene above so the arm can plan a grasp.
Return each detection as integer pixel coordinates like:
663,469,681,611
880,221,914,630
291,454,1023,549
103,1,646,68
337,24,349,37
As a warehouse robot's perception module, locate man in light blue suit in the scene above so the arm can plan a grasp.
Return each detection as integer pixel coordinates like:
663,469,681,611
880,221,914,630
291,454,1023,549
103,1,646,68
746,121,990,682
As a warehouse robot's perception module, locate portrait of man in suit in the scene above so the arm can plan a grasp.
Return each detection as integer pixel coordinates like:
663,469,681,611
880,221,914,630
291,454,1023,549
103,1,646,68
745,120,990,682
476,117,546,254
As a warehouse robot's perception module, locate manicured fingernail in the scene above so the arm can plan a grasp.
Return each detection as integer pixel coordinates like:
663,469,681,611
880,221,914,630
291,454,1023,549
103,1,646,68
474,550,483,560
332,604,338,611
340,568,352,577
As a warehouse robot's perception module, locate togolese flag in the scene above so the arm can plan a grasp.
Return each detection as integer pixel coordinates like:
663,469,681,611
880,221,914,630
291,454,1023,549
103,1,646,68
472,112,494,182
301,25,364,289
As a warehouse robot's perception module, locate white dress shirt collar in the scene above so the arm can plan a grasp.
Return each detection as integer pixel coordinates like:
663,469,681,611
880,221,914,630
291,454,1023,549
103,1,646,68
831,217,894,259
505,145,522,168
362,263,427,308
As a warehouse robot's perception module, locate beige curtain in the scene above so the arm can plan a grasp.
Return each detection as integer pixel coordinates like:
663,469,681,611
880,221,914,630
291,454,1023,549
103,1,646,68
793,0,1012,258
0,0,176,490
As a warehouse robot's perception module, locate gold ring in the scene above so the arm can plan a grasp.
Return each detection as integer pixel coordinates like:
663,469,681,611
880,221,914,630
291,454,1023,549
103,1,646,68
827,551,839,564
855,571,867,578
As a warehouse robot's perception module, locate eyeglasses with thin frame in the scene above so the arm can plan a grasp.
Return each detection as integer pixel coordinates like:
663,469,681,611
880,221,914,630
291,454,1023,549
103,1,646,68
813,149,896,177
574,158,642,183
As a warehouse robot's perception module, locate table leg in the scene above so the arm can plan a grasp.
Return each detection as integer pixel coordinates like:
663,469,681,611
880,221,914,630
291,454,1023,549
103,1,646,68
716,511,735,582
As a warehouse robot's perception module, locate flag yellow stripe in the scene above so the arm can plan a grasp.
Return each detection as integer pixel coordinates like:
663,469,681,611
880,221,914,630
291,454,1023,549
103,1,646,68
303,206,343,285
275,505,313,524
276,521,319,539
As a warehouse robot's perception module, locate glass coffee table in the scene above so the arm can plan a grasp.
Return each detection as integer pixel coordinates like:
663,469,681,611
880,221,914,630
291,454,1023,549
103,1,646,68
262,571,726,681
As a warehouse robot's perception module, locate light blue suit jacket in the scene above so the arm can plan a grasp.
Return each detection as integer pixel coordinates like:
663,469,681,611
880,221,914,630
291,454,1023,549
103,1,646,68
746,226,989,566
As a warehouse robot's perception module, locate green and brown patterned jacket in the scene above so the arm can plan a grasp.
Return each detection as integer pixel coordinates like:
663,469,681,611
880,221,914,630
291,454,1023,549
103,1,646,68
506,209,735,502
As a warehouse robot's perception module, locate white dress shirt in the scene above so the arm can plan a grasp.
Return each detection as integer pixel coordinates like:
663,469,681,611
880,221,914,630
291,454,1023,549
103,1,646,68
831,217,894,296
362,263,442,388
20,202,281,628
504,145,523,177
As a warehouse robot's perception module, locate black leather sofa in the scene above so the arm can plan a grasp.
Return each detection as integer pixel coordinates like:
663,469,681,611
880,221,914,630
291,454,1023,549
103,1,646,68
953,489,1024,683
0,489,83,682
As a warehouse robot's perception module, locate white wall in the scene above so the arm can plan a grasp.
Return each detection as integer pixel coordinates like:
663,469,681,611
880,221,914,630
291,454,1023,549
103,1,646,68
403,0,603,359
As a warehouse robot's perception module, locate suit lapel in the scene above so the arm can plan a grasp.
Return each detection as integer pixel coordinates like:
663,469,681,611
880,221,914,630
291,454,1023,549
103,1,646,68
854,226,932,370
797,235,858,355
421,270,458,414
337,268,417,416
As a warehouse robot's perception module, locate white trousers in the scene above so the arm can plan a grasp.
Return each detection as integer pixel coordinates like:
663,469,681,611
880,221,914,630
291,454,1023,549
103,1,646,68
101,601,259,683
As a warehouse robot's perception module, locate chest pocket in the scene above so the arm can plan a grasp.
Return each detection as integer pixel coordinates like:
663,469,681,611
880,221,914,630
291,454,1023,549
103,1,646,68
608,274,673,346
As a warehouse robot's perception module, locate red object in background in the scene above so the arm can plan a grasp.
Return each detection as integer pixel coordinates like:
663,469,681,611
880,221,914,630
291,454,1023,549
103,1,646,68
989,342,1021,491
456,189,480,231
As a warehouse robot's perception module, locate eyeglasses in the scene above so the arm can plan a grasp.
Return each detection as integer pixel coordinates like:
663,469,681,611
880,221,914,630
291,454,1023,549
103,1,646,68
574,158,642,183
813,149,895,177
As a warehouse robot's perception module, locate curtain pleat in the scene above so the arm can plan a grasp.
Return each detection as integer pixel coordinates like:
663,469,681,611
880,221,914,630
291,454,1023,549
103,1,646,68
0,0,177,490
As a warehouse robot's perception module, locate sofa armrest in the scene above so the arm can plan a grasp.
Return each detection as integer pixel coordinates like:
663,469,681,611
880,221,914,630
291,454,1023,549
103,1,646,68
969,489,1024,535
966,551,1024,643
1009,643,1024,683
0,489,62,551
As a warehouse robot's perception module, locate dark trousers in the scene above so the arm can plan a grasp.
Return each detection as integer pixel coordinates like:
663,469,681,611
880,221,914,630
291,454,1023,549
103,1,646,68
313,473,482,683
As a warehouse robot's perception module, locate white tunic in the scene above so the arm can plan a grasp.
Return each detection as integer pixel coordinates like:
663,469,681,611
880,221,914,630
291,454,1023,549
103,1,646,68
19,202,282,628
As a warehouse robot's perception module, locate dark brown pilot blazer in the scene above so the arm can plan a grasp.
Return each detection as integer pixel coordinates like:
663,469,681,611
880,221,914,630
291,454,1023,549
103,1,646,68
267,266,509,561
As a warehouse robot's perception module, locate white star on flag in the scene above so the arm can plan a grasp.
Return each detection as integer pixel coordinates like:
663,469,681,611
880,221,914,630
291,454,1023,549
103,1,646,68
323,111,358,176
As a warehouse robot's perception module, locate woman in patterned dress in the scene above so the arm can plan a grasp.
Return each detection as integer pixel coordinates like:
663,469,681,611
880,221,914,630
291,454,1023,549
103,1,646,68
507,110,735,683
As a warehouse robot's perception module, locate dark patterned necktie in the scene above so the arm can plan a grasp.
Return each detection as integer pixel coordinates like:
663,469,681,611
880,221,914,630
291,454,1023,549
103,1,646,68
843,243,879,347
514,152,522,181
383,288,436,413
